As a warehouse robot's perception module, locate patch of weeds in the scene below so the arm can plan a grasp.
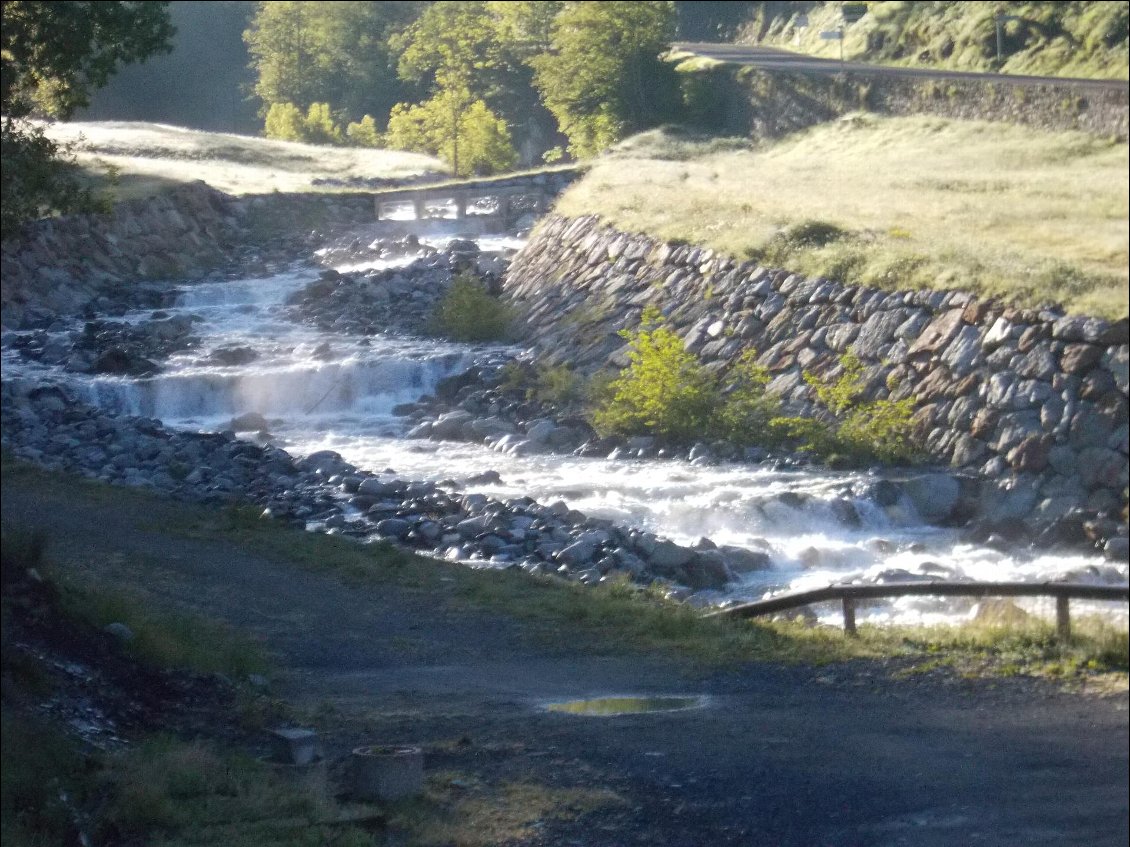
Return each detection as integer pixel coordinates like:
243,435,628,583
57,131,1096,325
388,771,624,846
1,711,91,847
95,737,378,847
55,575,268,677
430,272,514,342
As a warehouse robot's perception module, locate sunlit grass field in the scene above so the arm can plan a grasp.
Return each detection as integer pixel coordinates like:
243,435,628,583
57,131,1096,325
42,120,447,200
557,114,1129,318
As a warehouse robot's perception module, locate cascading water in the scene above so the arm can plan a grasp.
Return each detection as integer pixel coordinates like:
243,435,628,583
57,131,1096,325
3,232,1126,627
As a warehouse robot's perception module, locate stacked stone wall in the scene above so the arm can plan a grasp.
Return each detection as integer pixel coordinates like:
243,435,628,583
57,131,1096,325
692,66,1129,141
505,215,1129,528
0,183,377,329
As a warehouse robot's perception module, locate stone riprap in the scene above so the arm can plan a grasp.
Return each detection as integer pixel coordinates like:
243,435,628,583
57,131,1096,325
284,239,511,338
1,182,382,331
504,215,1129,540
0,380,798,596
10,378,1074,597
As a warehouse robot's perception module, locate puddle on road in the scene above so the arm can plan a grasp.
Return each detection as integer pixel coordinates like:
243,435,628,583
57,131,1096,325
544,695,707,716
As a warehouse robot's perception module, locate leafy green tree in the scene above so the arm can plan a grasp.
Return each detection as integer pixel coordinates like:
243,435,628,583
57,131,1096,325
301,101,342,144
392,1,524,173
488,0,562,57
593,306,719,442
345,114,382,147
531,1,679,157
244,1,422,127
1,1,174,237
263,101,344,144
243,1,318,114
263,101,304,141
386,88,517,176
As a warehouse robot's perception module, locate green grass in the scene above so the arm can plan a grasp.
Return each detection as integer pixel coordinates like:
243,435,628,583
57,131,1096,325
0,711,90,847
41,120,447,202
388,773,623,847
57,577,269,678
557,115,1129,318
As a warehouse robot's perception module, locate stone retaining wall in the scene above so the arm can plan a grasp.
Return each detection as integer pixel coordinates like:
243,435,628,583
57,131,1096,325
504,214,1129,529
689,66,1130,141
0,182,378,330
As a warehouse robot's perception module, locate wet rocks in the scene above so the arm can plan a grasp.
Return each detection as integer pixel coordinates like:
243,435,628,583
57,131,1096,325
504,215,1129,538
0,382,794,597
283,245,509,338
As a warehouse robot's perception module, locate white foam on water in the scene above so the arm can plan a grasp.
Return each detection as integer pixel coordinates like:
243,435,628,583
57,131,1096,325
5,238,1125,627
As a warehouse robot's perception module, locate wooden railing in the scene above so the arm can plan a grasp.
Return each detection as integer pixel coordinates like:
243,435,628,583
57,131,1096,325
707,581,1130,638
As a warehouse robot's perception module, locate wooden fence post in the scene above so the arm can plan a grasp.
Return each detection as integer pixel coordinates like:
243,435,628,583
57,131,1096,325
1056,596,1071,640
842,597,857,637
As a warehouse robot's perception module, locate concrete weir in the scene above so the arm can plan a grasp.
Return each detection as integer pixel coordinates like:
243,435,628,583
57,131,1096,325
372,168,582,227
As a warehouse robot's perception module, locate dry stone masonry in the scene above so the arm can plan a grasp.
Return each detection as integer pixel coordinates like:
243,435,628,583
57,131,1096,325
0,182,375,330
505,215,1129,536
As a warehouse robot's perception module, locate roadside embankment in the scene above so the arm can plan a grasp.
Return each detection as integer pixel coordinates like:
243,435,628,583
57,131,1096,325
504,214,1129,543
683,63,1130,141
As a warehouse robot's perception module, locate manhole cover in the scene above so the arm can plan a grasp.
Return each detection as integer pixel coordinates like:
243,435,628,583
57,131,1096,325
544,695,707,716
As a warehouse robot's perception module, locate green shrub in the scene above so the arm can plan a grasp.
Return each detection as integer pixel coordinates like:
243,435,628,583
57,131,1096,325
592,306,719,441
801,353,920,464
345,114,382,147
263,101,344,145
431,272,514,342
589,315,918,465
717,350,781,445
751,219,850,267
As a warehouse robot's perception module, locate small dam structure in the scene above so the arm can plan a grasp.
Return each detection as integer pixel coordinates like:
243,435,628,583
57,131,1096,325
372,167,581,227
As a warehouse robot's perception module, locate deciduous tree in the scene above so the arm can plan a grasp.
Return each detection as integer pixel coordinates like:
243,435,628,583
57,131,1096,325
1,1,174,237
531,1,678,158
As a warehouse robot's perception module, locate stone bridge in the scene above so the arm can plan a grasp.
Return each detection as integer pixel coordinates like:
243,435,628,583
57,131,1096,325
372,167,582,227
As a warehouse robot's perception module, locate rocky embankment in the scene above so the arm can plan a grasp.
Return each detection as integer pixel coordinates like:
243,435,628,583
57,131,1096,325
18,369,1104,600
284,237,509,337
0,381,764,596
0,182,378,331
504,215,1130,549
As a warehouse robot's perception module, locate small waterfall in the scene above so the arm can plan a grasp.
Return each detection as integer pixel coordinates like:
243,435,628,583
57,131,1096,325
79,351,467,426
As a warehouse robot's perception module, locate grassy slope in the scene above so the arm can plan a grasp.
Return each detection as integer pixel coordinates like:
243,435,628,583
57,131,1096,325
556,115,1129,318
742,1,1130,80
42,120,447,201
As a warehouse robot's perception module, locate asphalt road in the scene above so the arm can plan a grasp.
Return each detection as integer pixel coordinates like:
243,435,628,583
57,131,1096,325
4,469,1128,846
673,42,1130,93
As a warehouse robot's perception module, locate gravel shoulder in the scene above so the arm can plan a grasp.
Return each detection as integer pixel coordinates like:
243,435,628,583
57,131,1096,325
3,467,1127,846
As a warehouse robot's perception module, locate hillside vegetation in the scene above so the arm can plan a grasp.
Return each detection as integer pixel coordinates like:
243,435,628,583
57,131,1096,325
740,1,1130,80
556,114,1129,319
43,121,445,200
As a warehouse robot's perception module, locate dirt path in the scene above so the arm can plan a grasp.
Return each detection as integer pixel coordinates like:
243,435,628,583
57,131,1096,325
4,471,1127,846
